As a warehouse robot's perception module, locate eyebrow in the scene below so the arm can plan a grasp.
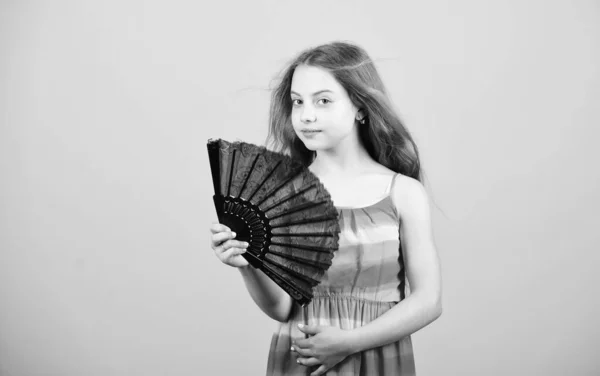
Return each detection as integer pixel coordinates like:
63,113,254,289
290,89,334,96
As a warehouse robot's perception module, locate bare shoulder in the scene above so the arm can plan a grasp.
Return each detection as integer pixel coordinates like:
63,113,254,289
390,174,431,221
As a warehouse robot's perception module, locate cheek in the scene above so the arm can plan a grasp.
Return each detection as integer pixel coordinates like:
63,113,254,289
329,107,356,130
290,108,301,127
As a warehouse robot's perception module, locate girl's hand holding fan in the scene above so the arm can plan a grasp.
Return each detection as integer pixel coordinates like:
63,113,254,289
210,222,250,268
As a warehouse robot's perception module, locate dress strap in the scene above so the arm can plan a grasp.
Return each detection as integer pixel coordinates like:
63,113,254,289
386,173,400,196
387,173,402,220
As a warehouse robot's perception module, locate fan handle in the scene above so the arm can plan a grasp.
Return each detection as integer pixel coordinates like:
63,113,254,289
212,194,264,269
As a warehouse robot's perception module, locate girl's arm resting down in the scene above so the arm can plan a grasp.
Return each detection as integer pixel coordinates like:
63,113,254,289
239,265,294,323
347,177,442,353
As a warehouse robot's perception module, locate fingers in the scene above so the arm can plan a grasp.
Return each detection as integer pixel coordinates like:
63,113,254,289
210,222,231,234
310,365,328,376
221,245,247,259
292,338,311,349
291,344,313,357
216,239,248,252
213,239,250,266
296,357,320,367
297,323,320,335
212,231,237,246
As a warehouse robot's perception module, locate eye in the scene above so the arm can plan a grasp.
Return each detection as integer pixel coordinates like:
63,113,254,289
317,98,331,105
291,98,302,106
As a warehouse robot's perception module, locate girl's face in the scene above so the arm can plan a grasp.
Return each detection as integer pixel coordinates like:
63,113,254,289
290,64,360,151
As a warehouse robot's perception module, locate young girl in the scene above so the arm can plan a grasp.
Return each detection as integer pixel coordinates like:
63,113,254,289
210,41,442,376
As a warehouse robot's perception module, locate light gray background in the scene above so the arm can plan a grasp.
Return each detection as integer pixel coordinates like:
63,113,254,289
1,1,599,375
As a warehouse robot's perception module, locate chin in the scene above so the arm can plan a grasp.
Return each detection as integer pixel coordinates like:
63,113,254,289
299,139,324,151
305,143,335,153
302,144,319,152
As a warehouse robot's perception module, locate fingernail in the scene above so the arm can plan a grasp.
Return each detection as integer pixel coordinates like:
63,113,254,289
290,346,294,351
231,232,236,237
298,323,304,328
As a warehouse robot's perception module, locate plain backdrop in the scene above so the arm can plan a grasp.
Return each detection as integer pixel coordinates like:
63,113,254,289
1,1,599,375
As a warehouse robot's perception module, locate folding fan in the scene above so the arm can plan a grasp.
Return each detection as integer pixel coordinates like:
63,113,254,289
207,138,340,307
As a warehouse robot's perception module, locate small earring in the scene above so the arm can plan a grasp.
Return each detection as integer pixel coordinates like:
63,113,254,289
357,110,366,124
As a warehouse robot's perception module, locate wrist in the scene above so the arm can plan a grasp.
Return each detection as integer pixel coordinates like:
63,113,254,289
238,264,252,273
345,328,364,355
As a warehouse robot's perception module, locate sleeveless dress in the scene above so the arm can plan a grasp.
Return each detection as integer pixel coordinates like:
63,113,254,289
266,173,416,375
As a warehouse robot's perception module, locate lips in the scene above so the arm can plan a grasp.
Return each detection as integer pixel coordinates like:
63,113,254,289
301,129,321,133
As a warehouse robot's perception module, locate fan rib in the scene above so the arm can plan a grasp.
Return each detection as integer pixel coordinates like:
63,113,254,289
247,160,282,203
268,200,331,220
270,241,337,253
270,214,338,228
260,264,310,305
238,153,261,199
260,183,317,213
262,258,320,285
242,248,262,265
226,149,237,198
255,168,303,208
267,249,332,269
232,202,243,216
272,232,337,237
207,141,222,196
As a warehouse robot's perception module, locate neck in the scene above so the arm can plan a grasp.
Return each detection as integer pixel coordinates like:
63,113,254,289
309,129,373,177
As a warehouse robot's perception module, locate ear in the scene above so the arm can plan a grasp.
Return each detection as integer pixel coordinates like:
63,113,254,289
356,109,365,121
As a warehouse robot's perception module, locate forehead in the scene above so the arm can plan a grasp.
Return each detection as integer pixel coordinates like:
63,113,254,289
290,64,344,94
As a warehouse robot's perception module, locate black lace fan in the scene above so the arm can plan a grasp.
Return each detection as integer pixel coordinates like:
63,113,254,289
207,138,340,306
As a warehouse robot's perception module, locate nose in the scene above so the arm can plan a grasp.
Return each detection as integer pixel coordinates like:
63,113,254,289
300,105,316,123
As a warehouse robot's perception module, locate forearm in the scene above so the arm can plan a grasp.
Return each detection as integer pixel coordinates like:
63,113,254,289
239,265,292,322
348,292,442,353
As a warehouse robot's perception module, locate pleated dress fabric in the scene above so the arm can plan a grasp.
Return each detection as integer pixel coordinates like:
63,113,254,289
266,173,416,375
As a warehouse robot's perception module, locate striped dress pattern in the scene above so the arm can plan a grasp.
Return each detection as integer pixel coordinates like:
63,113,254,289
266,173,416,375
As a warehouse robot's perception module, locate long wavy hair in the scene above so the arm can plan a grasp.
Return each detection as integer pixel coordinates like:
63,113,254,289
265,41,422,182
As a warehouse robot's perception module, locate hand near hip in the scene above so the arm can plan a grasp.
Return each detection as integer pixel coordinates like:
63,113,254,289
291,323,356,376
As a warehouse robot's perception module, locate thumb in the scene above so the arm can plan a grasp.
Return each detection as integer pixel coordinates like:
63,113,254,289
297,323,321,335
